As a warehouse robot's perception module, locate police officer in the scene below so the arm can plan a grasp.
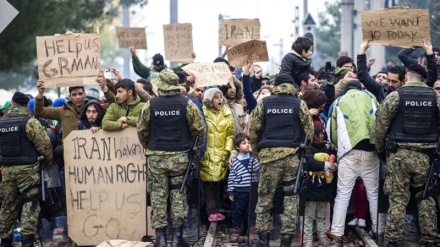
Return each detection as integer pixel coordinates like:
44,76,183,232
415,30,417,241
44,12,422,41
249,73,313,247
374,62,440,247
137,69,206,247
0,92,53,247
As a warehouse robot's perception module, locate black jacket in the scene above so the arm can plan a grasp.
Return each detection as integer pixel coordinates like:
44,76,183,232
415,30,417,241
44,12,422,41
357,54,390,103
398,48,438,87
303,142,337,202
280,51,311,88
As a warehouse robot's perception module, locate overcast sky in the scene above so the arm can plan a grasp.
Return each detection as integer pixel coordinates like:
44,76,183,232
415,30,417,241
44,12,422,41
128,0,333,74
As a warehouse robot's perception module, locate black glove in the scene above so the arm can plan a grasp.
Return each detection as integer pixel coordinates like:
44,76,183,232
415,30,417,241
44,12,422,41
325,61,336,84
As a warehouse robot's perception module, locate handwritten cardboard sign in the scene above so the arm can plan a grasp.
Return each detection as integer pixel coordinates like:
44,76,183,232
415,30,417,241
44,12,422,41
163,23,194,63
219,19,260,47
36,33,101,87
64,129,147,246
96,240,148,247
227,40,269,67
182,63,233,87
115,27,147,49
361,8,430,48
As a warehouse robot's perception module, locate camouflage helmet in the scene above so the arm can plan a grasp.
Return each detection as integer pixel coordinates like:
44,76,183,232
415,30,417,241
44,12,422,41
155,69,181,91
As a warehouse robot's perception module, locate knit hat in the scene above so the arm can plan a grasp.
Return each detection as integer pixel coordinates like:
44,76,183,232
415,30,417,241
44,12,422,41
12,92,30,106
203,88,223,103
156,69,181,91
153,53,164,66
302,90,328,109
28,98,35,114
53,98,67,107
274,73,294,86
345,80,362,91
86,88,100,101
407,64,427,79
0,100,11,110
433,46,440,54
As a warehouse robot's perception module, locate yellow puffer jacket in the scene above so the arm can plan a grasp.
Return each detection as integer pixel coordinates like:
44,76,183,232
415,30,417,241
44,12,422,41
200,105,234,182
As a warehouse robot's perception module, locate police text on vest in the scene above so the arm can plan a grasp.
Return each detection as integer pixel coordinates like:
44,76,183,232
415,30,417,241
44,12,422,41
0,126,19,133
154,110,181,116
267,109,293,114
405,101,432,107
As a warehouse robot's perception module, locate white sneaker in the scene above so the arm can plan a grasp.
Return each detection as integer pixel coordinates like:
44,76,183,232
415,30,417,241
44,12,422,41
348,218,358,226
358,219,366,227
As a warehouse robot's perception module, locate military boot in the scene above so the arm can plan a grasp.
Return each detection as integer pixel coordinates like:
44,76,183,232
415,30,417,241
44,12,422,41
256,232,270,247
171,225,190,247
387,241,401,247
280,234,293,247
328,233,343,247
154,228,167,247
20,235,34,247
0,238,13,247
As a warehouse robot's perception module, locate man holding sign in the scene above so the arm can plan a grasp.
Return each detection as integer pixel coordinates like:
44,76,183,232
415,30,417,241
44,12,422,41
137,69,205,247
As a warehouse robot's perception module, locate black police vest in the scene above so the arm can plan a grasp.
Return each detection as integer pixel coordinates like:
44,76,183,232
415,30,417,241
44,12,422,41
258,95,302,150
388,86,439,143
0,115,39,165
147,95,193,151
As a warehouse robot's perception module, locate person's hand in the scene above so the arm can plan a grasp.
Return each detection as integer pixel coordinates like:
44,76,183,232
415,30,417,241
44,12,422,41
187,75,195,83
36,80,45,97
121,123,130,129
325,61,335,85
367,57,376,68
228,150,239,169
129,45,136,56
359,40,370,55
243,60,254,76
418,57,428,70
309,108,320,116
329,163,337,172
343,71,357,83
110,68,122,80
117,116,128,123
422,39,433,55
90,127,100,133
96,75,107,92
229,195,234,201
191,51,196,59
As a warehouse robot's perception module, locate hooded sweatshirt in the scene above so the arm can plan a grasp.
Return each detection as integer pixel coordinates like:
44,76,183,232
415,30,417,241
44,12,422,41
77,100,105,130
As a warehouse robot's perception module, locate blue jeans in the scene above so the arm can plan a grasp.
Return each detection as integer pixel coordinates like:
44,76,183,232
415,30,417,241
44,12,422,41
232,191,256,228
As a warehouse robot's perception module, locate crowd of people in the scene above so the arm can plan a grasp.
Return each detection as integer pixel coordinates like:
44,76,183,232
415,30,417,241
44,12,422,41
1,36,440,247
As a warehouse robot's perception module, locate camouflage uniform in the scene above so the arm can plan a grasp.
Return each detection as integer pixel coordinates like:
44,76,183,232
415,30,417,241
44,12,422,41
374,81,440,243
250,83,314,235
0,106,53,239
136,70,206,229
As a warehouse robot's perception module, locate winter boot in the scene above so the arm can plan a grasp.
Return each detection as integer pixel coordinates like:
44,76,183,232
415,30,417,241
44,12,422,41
0,238,13,247
20,235,34,247
248,226,258,245
328,233,342,247
230,227,241,242
171,225,190,247
256,231,270,247
154,228,167,247
280,234,293,247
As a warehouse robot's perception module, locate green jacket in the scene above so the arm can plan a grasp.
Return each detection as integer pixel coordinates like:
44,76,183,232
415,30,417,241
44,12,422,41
102,94,145,131
34,90,115,140
327,89,379,159
249,83,314,164
132,55,186,78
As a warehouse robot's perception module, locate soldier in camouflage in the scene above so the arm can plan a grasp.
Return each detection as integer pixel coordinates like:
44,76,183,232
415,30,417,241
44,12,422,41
374,56,440,246
0,92,53,247
137,69,206,247
250,73,313,247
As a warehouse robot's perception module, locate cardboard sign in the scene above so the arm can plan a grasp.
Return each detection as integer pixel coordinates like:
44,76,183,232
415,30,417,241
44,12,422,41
96,240,150,247
0,0,19,34
182,63,233,87
115,27,147,49
227,40,269,67
361,8,430,48
64,129,147,246
36,33,101,87
163,23,194,63
219,19,260,47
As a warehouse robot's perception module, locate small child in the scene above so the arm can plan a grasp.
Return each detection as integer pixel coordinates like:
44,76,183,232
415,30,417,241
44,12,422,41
279,36,313,86
303,124,337,247
227,133,260,243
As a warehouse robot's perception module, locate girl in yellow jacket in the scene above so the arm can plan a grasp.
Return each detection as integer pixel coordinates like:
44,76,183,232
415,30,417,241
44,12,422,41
200,88,234,222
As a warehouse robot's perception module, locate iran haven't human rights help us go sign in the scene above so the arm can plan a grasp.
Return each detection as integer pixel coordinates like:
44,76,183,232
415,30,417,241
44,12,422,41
36,33,101,87
361,8,430,48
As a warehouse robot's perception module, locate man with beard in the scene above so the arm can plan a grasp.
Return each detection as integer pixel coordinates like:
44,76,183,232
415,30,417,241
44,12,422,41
77,100,104,133
359,40,437,103
220,81,246,136
102,79,145,131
